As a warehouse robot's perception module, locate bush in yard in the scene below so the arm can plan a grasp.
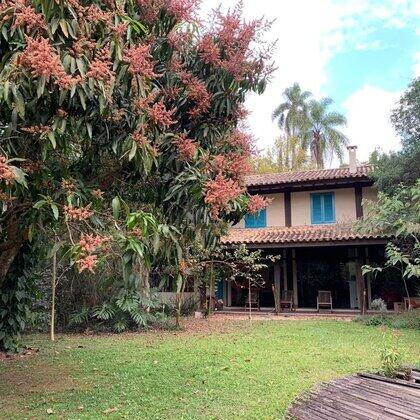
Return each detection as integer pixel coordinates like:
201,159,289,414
370,298,387,312
354,309,420,330
0,0,273,350
379,329,405,378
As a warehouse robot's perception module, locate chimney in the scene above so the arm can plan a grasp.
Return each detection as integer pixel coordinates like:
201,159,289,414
347,145,357,174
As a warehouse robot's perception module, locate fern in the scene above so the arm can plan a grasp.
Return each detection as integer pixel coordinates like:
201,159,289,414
113,319,128,333
93,303,115,321
68,306,90,327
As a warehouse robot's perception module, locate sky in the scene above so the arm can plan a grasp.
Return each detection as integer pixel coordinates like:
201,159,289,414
200,0,420,166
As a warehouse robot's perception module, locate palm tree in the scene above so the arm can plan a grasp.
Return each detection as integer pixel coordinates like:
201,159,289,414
272,83,312,137
302,98,348,169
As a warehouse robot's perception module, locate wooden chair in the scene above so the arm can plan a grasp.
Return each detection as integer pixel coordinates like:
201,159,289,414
280,290,294,311
246,288,260,310
317,290,332,312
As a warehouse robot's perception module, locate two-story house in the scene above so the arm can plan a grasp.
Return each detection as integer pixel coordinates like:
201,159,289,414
219,146,405,313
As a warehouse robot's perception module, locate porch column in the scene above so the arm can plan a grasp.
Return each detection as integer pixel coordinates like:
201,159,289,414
226,280,232,307
292,249,298,308
356,248,366,315
282,250,288,291
365,247,372,309
274,261,281,298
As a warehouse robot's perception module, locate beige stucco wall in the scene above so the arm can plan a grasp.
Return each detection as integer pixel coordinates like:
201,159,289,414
233,193,285,228
362,186,378,208
291,188,357,226
267,193,285,227
232,186,378,228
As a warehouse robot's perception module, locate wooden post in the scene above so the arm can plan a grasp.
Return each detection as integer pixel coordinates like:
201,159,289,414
273,262,281,313
282,250,288,292
292,249,298,308
355,248,366,315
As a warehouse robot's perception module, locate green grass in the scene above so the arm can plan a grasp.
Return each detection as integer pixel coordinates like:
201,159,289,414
1,319,419,419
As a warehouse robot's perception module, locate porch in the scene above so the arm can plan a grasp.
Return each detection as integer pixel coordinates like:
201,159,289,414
217,244,412,314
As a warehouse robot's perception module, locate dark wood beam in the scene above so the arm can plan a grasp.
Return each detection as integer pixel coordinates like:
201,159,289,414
355,186,363,218
284,190,291,227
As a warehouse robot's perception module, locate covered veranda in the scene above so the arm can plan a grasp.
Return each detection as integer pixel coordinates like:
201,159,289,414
219,225,411,314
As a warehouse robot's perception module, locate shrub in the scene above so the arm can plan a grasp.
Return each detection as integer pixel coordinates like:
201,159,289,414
371,298,387,312
379,329,405,378
354,309,420,330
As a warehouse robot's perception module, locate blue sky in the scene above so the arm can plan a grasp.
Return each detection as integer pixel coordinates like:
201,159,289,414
202,0,420,165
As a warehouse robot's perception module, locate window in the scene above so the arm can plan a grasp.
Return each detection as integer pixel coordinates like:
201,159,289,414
311,192,335,224
245,209,267,228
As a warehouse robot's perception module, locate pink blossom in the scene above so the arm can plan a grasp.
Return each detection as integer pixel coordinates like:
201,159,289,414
174,134,198,161
124,44,158,78
0,156,15,185
77,254,98,274
247,195,272,214
79,233,107,253
20,37,79,89
198,35,221,66
147,99,176,128
64,205,93,221
179,71,211,117
86,45,114,82
166,0,199,22
204,174,244,219
12,2,46,32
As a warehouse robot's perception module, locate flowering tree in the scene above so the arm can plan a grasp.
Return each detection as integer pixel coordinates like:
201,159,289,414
0,0,272,348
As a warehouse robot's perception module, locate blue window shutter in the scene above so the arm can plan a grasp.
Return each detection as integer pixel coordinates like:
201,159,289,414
311,192,335,224
311,194,323,224
245,209,266,228
323,193,335,222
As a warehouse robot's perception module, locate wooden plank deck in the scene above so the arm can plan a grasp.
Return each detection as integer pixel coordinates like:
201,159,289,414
286,373,420,419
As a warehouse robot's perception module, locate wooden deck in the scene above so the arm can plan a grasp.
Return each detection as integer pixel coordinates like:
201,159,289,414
286,373,420,419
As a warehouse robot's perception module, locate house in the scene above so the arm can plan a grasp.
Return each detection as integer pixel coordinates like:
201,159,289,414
219,146,405,313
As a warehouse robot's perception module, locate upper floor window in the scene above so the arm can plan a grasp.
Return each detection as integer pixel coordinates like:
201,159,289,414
245,209,267,228
311,192,335,224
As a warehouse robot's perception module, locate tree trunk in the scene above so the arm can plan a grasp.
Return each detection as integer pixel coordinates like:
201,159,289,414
248,277,252,321
208,263,215,315
0,215,27,289
50,252,57,341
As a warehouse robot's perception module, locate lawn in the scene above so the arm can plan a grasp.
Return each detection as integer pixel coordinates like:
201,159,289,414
1,317,419,419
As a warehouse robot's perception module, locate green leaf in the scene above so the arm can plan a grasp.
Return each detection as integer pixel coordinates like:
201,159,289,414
128,141,137,161
112,197,121,220
47,131,56,148
50,203,59,220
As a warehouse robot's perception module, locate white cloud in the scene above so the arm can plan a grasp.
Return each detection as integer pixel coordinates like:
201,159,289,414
342,86,401,162
199,0,418,162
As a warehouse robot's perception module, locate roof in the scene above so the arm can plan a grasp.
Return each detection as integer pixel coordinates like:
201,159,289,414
246,165,373,188
222,224,386,246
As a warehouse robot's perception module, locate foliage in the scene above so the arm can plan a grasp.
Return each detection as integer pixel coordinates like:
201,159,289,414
271,83,348,170
370,77,420,194
370,298,387,312
0,269,39,353
0,0,273,349
353,309,420,330
68,289,165,333
251,135,313,174
1,321,419,418
302,97,348,168
379,329,405,378
358,182,420,298
272,82,312,137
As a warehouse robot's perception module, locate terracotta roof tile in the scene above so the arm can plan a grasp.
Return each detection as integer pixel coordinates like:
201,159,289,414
222,224,386,246
246,165,373,187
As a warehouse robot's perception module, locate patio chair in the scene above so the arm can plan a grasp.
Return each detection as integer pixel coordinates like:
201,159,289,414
280,290,294,312
246,288,260,310
317,290,332,312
